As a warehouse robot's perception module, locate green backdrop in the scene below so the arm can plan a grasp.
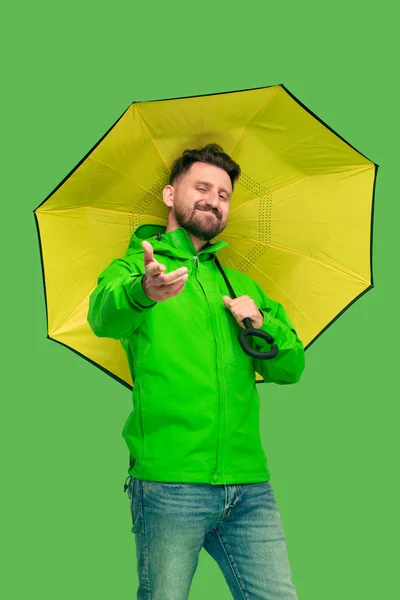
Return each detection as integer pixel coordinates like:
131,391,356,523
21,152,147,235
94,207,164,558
2,1,398,599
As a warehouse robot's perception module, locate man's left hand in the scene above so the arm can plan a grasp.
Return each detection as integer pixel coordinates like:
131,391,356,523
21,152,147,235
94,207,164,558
222,295,264,329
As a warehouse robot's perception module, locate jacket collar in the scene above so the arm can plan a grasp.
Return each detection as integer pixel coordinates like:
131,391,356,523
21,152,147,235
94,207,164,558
130,223,229,260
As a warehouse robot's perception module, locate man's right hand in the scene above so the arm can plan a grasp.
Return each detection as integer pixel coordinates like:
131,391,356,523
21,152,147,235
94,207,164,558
141,240,189,302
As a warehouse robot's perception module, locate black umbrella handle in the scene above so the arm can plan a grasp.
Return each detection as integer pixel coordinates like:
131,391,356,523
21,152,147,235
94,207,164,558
212,255,279,361
238,317,279,360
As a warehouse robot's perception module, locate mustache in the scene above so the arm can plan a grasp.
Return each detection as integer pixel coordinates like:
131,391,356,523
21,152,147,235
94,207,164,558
196,205,220,218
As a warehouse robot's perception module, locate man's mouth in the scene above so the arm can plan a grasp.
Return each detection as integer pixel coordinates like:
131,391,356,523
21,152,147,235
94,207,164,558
197,208,217,217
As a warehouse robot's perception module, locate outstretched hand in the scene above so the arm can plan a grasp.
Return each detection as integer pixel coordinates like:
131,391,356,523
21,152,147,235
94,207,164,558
142,240,189,302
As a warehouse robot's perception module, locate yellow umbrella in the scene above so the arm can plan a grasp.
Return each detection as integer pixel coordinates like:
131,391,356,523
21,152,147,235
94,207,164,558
33,83,377,387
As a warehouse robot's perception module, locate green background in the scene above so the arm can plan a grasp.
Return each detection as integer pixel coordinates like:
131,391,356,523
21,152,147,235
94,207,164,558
2,1,398,598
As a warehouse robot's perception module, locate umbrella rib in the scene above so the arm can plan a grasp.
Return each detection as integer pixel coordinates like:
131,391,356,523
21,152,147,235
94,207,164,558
46,239,129,272
229,87,281,157
230,165,372,216
228,218,362,229
225,244,316,328
135,106,171,172
220,233,371,285
39,207,164,219
229,177,306,216
231,175,320,215
86,156,165,204
49,294,92,337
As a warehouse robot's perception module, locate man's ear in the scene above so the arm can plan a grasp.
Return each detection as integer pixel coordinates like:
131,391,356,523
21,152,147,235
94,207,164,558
162,184,174,209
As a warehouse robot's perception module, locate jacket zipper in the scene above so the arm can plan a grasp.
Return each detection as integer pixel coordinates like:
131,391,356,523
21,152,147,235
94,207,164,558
195,255,235,360
193,254,222,478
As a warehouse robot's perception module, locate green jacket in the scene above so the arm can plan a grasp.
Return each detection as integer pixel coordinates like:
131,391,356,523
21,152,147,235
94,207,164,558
87,224,305,485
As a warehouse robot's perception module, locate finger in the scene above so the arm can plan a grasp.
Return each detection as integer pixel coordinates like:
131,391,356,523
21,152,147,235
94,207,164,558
143,244,164,276
161,271,189,287
156,272,188,290
142,240,155,266
147,261,165,277
157,267,188,286
162,278,187,297
228,298,246,308
229,296,251,306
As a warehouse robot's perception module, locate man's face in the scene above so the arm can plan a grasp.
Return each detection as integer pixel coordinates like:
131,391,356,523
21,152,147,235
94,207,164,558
166,162,233,242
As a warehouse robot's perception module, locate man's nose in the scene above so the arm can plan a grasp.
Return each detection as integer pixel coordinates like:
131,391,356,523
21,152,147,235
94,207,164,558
208,192,220,208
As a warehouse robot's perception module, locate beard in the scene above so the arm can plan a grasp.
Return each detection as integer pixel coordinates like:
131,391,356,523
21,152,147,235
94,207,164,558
173,199,227,242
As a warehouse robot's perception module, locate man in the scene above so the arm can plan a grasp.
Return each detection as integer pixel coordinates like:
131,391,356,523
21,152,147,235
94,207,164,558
87,143,305,599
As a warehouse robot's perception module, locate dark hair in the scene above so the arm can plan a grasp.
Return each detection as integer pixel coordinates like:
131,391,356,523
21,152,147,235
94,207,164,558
169,143,241,191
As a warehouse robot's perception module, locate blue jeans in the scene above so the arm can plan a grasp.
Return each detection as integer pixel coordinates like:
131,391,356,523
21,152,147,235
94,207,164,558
125,477,299,600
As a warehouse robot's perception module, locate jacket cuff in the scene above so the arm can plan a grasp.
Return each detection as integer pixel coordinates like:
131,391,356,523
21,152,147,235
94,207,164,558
128,275,157,308
255,309,278,343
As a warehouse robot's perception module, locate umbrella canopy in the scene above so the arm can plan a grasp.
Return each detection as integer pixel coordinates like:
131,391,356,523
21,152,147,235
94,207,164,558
33,83,377,388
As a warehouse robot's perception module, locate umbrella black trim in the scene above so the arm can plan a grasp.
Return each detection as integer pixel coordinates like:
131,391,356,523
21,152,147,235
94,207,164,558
33,207,266,388
47,335,134,390
44,334,267,389
32,209,134,390
304,162,379,351
32,106,132,212
33,82,379,385
129,82,380,361
32,81,379,210
129,82,279,104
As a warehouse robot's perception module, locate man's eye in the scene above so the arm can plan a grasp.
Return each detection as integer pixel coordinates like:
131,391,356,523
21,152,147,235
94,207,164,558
197,187,207,192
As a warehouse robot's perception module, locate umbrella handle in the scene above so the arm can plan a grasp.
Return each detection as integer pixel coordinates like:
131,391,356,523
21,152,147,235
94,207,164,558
212,255,279,360
238,317,279,360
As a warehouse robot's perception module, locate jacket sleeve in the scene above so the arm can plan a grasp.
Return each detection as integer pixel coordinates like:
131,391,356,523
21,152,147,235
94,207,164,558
87,253,157,340
251,285,305,385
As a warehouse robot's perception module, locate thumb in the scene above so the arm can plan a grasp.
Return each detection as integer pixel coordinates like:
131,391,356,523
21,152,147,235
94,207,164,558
142,240,154,265
222,295,232,308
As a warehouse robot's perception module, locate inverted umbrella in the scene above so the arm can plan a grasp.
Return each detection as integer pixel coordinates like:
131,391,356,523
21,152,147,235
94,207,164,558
33,83,377,388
